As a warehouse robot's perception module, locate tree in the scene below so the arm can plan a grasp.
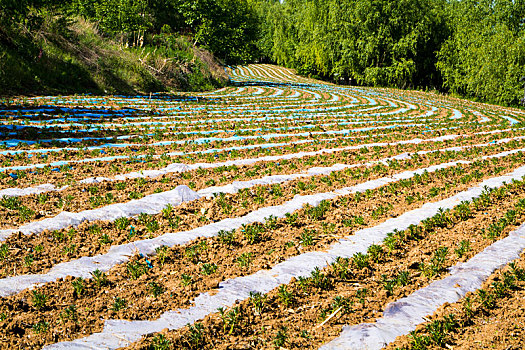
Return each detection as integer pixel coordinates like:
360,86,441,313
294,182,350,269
437,0,525,105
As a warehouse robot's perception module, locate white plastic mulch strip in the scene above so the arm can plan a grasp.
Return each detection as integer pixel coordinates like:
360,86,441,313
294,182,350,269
0,160,467,298
0,129,512,198
0,183,69,197
0,133,457,198
0,147,437,240
1,143,523,242
43,165,525,349
0,186,200,241
320,226,525,350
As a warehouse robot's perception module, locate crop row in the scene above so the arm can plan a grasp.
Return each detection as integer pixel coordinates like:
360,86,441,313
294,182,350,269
1,64,524,349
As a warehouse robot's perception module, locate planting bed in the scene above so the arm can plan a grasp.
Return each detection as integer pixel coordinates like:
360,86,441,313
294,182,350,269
0,64,525,349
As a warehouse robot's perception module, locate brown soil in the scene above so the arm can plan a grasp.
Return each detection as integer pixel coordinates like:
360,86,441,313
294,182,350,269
1,158,524,348
386,252,525,350
0,122,513,190
1,131,523,229
1,149,521,278
123,177,525,350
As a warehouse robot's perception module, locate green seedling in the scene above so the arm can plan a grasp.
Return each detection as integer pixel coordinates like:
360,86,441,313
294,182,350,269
91,269,108,288
148,282,165,297
181,273,193,286
200,263,217,275
218,307,240,335
186,322,204,348
218,229,236,245
72,277,85,297
249,291,267,315
454,240,471,258
277,285,294,307
61,305,78,323
300,228,316,246
236,252,253,268
32,321,49,334
111,297,127,311
31,290,48,310
274,327,288,348
155,245,169,266
352,252,369,269
127,260,148,279
331,257,351,280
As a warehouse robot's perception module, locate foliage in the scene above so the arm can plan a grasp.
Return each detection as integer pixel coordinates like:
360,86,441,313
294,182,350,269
250,0,525,105
252,0,449,88
71,0,260,64
3,0,525,105
0,0,228,96
436,0,525,105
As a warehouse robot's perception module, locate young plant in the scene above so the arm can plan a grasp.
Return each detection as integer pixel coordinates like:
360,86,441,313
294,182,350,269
352,252,369,269
242,223,265,244
111,297,127,311
24,254,34,267
61,305,78,323
72,277,85,298
31,290,48,310
91,269,108,288
0,243,8,260
150,334,171,350
181,273,194,286
148,282,165,298
115,217,130,230
309,267,331,290
367,244,384,262
155,245,169,266
186,322,204,349
32,321,49,334
18,206,35,220
0,195,20,210
88,224,101,235
37,193,49,204
249,291,267,315
356,288,368,305
127,260,148,280
419,247,449,278
264,215,279,229
146,219,160,233
382,275,396,296
454,240,471,258
331,257,351,280
99,234,113,244
218,307,241,335
396,270,410,286
185,241,207,263
300,228,316,246
477,289,496,310
277,285,294,307
200,263,218,276
509,262,525,281
236,252,253,268
218,229,236,246
274,327,288,348
284,212,299,227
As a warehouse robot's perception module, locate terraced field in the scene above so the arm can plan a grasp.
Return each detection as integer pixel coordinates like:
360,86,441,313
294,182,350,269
0,64,524,349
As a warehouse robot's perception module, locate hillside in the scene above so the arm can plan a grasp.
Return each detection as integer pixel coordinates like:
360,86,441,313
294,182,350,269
0,65,524,348
0,17,227,96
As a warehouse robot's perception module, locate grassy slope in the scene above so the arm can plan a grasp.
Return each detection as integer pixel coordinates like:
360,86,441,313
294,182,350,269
0,17,228,96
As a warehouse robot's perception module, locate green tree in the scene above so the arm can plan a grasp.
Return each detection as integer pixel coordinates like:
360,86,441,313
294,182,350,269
437,0,525,105
180,0,260,63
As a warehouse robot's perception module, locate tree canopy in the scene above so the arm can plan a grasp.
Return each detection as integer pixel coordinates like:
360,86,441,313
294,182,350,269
252,0,525,106
1,0,524,105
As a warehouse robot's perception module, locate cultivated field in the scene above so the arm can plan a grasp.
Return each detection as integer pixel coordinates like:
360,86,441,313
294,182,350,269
0,64,524,349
